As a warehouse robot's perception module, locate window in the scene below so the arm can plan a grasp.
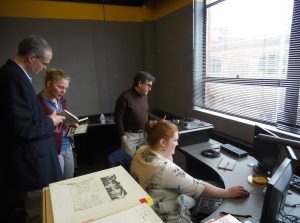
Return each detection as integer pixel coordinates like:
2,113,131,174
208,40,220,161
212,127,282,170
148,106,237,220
193,0,300,134
211,59,222,73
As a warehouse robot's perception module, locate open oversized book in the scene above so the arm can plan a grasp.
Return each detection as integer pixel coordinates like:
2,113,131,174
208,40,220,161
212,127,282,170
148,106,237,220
43,166,163,223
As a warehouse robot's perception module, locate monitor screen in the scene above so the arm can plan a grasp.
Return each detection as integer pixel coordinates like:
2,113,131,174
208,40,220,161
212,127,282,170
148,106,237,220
260,158,293,222
253,125,297,176
253,125,282,176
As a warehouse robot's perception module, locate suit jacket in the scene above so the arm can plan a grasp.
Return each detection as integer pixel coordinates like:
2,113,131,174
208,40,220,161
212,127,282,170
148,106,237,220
0,59,63,193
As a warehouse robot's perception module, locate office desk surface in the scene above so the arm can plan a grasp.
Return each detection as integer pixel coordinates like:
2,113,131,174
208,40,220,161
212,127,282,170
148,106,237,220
88,116,115,127
178,139,300,222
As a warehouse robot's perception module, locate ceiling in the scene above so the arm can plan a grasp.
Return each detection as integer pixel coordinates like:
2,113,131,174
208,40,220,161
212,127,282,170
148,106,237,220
51,0,150,7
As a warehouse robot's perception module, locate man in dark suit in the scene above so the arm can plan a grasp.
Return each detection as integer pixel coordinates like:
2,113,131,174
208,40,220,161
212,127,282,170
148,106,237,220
0,35,65,223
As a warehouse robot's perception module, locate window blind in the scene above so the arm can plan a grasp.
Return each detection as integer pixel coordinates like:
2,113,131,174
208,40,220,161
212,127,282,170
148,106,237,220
193,0,300,134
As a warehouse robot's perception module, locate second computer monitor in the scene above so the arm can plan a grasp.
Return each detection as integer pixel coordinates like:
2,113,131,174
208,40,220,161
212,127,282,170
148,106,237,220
260,158,293,222
253,125,297,176
253,125,283,176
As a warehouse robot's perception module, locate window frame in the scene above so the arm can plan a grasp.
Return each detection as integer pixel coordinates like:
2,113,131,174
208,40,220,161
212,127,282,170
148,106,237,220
193,0,300,134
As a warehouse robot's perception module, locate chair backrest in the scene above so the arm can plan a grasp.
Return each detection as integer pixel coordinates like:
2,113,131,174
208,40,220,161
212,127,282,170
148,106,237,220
108,149,132,172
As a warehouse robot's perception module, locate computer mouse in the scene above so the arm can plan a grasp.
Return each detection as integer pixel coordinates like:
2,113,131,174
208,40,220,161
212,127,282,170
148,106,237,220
237,190,249,198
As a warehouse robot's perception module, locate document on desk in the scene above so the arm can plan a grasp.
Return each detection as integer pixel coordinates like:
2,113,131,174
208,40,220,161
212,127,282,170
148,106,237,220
217,158,237,171
208,213,241,222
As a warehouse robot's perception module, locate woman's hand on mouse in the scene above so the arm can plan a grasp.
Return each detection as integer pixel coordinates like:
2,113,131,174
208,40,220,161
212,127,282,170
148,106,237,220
226,186,249,198
202,183,249,198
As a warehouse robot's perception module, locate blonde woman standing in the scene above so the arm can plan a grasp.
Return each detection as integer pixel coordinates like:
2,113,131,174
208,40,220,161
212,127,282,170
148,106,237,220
37,68,77,179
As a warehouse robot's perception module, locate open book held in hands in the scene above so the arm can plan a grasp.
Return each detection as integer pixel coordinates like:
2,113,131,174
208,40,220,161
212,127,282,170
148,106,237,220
58,109,88,126
58,109,78,125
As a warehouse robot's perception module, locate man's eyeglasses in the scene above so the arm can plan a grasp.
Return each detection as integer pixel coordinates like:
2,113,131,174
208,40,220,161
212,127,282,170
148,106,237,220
33,55,50,68
143,83,152,88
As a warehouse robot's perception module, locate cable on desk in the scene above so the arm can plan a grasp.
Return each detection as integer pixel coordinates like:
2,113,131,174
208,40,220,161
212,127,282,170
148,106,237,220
285,203,300,208
248,188,264,194
280,209,300,223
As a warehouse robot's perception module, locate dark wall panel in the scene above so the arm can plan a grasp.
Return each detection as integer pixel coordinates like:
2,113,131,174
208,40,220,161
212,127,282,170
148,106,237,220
153,4,194,117
0,4,193,118
0,17,150,116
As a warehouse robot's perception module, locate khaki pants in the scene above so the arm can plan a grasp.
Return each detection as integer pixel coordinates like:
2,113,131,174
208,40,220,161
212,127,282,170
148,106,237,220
121,132,146,157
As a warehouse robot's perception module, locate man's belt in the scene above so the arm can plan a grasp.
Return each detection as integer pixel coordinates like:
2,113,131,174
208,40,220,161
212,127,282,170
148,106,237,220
126,129,144,133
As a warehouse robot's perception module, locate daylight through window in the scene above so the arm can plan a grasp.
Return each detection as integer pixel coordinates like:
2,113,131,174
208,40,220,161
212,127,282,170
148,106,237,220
193,0,300,134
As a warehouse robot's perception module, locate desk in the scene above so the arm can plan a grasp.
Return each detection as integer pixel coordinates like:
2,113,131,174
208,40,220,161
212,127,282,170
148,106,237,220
74,115,120,175
177,120,213,147
178,139,300,222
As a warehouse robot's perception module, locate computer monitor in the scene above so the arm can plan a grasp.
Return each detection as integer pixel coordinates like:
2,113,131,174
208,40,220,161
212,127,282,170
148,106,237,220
260,158,293,222
253,125,297,176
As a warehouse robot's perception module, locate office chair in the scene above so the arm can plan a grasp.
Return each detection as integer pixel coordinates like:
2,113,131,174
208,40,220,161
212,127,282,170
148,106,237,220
107,149,132,173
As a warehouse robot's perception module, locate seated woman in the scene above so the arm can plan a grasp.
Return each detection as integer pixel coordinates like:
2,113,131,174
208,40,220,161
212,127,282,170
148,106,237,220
130,120,249,223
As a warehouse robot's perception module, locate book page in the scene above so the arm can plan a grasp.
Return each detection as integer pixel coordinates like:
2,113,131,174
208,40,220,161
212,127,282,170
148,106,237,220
69,174,127,210
58,109,79,125
93,203,163,223
78,117,88,123
67,124,88,137
49,166,152,223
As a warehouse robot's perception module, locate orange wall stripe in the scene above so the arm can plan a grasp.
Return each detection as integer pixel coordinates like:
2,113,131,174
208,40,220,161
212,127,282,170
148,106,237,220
0,0,193,21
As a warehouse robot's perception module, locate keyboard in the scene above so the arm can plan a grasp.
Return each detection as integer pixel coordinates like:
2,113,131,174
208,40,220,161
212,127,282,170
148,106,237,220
193,196,222,215
192,181,223,220
289,174,300,193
